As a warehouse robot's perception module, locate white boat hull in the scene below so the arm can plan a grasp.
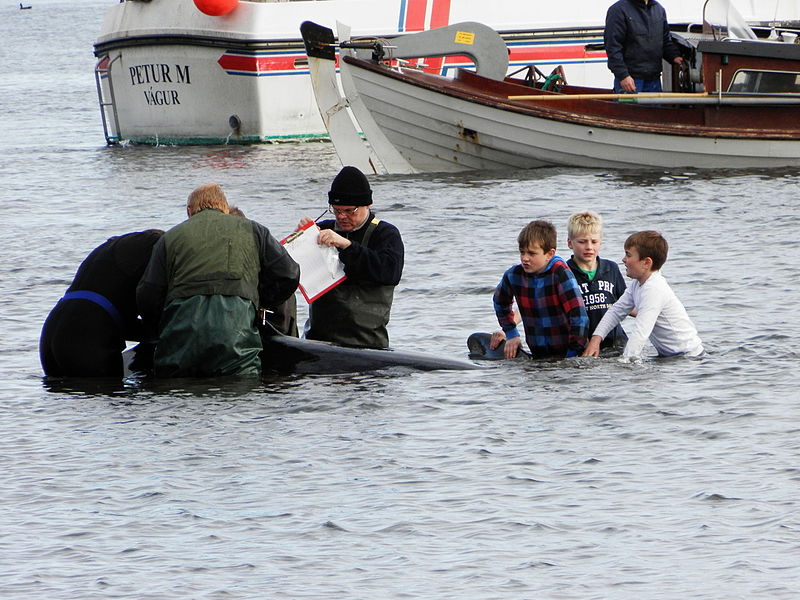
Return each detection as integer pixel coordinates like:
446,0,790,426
342,60,800,171
97,45,324,144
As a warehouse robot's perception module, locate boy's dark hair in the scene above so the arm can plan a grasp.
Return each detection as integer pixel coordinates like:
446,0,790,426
518,220,557,252
625,230,668,271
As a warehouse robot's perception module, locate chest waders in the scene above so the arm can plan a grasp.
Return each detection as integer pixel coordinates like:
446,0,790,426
308,218,394,349
156,210,263,376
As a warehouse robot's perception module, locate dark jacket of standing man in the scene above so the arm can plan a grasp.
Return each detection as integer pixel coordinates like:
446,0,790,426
604,0,683,93
137,183,300,377
299,166,404,349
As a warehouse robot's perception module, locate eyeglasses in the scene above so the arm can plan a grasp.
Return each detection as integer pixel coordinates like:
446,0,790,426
331,206,361,217
313,206,363,222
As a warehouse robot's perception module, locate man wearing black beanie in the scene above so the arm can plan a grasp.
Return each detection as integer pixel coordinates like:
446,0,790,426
297,166,404,349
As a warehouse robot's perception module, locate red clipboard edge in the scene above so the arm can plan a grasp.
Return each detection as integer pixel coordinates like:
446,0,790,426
301,275,347,303
280,219,317,245
281,222,347,302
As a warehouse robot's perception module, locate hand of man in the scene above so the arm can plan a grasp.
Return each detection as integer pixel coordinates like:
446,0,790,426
489,330,506,349
317,228,352,249
619,76,637,93
673,56,684,65
503,336,522,359
582,336,603,357
298,216,314,228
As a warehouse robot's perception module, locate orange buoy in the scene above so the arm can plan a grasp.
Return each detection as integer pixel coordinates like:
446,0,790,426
193,0,238,16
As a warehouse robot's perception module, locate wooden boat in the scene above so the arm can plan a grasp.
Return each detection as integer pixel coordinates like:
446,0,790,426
92,0,798,145
303,0,800,173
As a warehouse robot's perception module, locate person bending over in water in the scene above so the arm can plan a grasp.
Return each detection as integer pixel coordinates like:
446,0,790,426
137,183,299,377
40,229,164,377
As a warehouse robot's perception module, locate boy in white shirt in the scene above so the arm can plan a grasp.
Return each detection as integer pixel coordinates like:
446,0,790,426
582,230,703,360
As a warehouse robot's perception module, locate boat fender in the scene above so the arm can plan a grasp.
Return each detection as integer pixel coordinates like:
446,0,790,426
194,0,238,17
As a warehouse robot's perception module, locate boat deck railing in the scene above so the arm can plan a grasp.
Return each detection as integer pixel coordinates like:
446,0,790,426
94,55,122,145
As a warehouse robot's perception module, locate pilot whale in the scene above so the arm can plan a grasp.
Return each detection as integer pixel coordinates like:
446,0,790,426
123,324,481,377
260,324,481,374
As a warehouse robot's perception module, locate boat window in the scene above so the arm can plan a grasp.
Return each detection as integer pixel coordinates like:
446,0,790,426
728,69,800,93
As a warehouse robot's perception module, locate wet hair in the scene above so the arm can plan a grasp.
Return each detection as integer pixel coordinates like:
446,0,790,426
518,220,557,252
187,183,229,215
625,230,668,271
567,211,603,240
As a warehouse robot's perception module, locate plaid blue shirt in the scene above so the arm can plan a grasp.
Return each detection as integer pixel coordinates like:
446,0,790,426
494,255,589,357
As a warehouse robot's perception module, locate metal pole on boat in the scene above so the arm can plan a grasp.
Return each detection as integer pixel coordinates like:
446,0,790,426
623,96,800,105
507,92,712,101
507,91,800,105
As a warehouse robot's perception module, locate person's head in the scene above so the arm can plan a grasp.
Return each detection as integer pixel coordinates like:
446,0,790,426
623,230,668,280
328,166,372,231
517,220,557,274
567,211,603,269
228,205,245,217
187,183,229,217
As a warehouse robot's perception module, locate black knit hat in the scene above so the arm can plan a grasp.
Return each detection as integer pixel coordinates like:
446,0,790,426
328,166,373,206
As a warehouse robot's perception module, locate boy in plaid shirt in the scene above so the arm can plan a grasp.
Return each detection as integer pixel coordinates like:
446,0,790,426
491,220,589,359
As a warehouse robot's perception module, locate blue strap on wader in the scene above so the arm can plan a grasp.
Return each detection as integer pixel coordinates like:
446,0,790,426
61,290,124,330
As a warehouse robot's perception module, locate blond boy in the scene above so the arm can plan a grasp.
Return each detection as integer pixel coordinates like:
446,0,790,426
566,211,627,351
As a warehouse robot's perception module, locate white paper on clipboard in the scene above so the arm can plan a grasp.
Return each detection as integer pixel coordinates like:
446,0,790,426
280,221,347,303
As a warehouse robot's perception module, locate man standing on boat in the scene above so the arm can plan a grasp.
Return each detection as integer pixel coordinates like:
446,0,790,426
297,166,404,349
604,0,684,93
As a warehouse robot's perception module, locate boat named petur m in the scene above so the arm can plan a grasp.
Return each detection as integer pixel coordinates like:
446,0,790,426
302,0,800,172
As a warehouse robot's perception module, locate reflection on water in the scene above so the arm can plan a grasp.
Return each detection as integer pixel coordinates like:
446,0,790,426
2,1,800,598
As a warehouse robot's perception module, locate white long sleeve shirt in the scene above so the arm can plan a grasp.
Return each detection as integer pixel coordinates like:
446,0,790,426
593,271,703,359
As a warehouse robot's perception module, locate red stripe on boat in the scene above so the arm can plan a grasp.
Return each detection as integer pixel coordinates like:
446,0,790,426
404,0,427,32
430,0,451,28
509,46,607,62
218,54,307,73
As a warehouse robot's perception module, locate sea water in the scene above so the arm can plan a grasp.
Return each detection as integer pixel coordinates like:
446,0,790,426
1,1,799,598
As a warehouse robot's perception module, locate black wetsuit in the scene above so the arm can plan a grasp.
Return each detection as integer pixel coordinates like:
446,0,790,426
39,230,163,377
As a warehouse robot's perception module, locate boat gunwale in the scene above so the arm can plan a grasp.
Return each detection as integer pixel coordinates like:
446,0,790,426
93,34,311,56
341,55,800,141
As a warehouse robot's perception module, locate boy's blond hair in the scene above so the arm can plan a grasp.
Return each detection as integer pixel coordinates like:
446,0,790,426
567,211,603,240
518,220,557,252
187,183,230,216
625,230,669,271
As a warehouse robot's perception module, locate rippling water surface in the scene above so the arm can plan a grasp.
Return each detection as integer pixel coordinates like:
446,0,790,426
2,1,799,598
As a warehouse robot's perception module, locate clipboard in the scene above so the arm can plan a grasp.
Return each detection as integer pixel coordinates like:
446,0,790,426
280,221,347,303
